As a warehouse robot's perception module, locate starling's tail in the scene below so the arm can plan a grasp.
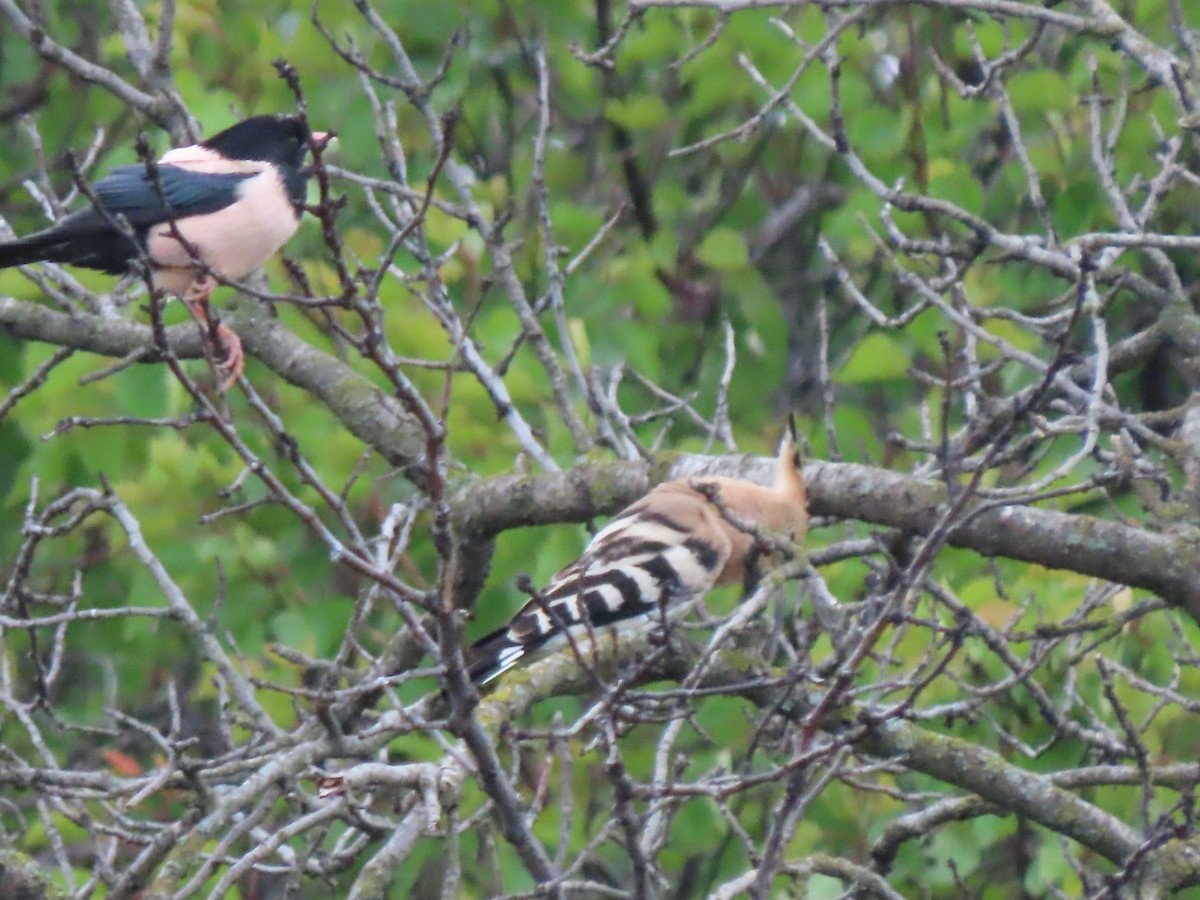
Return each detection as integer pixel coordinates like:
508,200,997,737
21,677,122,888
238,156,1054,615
0,215,136,275
0,231,67,269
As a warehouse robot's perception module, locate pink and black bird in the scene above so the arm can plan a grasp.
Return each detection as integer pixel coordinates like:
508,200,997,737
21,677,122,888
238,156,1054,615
0,114,331,389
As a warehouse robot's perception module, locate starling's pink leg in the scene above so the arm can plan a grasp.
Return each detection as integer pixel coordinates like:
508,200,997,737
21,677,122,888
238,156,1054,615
182,274,242,392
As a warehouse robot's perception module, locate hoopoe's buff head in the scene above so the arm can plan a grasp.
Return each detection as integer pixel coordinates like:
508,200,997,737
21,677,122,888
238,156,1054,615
688,417,808,586
772,414,808,541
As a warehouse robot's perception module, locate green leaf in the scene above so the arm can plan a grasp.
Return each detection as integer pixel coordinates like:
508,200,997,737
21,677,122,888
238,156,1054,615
696,228,749,272
928,158,984,215
604,95,670,130
0,331,25,386
0,419,31,508
1007,70,1072,114
115,365,168,419
837,332,910,383
270,609,318,655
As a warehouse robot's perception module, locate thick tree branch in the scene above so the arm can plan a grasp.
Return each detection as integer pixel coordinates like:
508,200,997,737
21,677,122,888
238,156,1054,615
4,290,1190,619
0,295,428,472
450,456,1200,618
486,630,1200,892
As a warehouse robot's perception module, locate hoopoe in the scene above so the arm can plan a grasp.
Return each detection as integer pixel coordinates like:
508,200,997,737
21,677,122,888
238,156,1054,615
467,420,809,684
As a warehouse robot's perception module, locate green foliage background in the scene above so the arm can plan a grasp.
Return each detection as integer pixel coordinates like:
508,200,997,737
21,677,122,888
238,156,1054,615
3,0,1200,896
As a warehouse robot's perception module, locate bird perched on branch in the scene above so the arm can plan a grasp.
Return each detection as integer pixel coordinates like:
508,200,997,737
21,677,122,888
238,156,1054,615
0,114,332,391
468,421,809,685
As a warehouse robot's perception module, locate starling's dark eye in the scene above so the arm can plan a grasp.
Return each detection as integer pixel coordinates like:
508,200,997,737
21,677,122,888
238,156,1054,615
792,451,801,467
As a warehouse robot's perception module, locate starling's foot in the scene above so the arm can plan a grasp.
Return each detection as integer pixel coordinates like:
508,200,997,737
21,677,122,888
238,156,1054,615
182,274,240,392
213,322,244,393
181,273,217,310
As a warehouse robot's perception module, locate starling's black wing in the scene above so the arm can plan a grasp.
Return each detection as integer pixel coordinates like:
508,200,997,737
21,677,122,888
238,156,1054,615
0,165,253,274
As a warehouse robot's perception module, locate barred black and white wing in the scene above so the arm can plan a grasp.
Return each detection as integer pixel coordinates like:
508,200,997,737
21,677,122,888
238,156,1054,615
468,483,733,684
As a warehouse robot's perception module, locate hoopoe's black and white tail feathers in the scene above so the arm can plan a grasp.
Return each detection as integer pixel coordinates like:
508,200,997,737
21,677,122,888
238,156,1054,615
468,628,532,685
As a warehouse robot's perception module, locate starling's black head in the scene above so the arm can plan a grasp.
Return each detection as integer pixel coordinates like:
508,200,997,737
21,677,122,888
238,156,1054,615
202,115,315,171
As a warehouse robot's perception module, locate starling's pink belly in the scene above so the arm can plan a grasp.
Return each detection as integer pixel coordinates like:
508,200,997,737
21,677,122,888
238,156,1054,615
147,169,299,295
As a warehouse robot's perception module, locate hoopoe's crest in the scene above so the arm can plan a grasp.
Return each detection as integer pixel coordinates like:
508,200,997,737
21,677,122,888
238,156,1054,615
468,422,809,684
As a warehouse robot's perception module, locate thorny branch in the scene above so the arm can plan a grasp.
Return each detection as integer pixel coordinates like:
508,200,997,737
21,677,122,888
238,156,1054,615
3,0,1200,896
